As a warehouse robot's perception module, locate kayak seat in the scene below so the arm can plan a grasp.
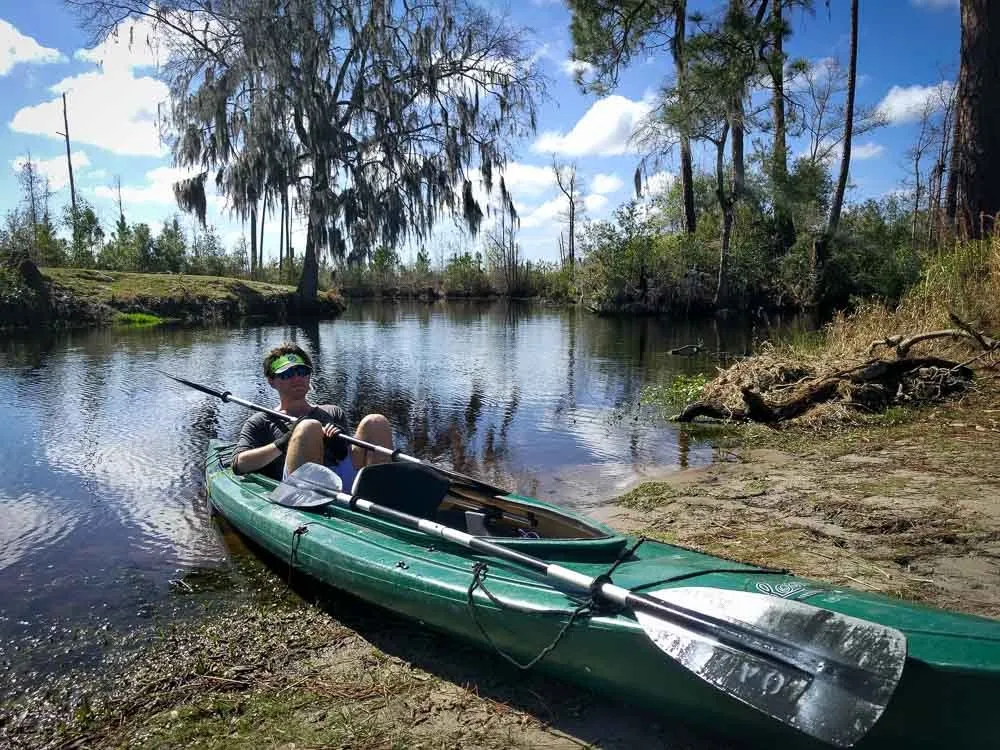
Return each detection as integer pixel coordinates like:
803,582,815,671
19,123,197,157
434,509,502,536
351,462,450,520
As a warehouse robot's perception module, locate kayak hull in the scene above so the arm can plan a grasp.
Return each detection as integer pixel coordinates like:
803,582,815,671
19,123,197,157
205,441,1000,749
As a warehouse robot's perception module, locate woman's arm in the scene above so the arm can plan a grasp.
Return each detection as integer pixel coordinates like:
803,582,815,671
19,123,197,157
231,414,291,475
232,443,283,475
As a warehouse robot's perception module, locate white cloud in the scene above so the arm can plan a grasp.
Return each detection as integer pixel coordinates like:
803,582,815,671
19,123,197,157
852,142,885,160
0,19,65,75
583,193,607,212
911,0,957,8
532,95,653,157
590,173,623,195
11,151,91,190
10,68,169,157
560,59,595,78
520,197,564,229
9,16,172,157
497,161,557,198
877,82,954,125
74,16,165,73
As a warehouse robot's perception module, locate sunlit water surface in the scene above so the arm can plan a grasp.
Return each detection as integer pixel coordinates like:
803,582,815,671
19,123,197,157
0,301,792,699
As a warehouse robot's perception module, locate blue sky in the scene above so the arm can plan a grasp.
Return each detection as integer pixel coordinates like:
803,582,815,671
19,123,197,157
0,0,960,264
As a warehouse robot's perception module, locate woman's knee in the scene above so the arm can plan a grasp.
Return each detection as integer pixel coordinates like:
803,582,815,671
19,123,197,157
356,413,390,433
293,418,324,441
354,414,393,467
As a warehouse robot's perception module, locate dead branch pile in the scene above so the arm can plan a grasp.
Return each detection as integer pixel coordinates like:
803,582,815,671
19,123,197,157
676,313,999,426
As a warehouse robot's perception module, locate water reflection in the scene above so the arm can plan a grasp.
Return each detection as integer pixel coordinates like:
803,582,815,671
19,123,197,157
0,301,799,697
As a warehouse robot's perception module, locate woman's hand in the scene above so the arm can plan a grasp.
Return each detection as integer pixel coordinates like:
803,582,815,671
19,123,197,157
322,423,342,441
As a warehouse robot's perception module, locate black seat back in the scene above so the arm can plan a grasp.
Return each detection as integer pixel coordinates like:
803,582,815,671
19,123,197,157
351,462,450,519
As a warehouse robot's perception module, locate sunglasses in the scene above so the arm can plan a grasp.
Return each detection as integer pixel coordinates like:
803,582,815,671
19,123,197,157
273,365,312,380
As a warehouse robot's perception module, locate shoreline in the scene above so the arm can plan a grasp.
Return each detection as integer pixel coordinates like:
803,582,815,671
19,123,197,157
4,401,999,749
0,265,347,330
1,263,795,332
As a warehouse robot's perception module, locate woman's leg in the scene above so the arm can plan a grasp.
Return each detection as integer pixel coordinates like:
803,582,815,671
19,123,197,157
352,414,393,469
283,419,325,477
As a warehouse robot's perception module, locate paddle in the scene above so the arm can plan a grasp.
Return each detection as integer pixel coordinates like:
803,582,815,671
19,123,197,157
158,371,508,495
281,462,906,749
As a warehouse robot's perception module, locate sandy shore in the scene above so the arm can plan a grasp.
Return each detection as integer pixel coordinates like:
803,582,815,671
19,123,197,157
603,411,1000,620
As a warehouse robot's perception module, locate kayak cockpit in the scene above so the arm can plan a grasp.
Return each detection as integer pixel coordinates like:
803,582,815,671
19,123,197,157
438,486,610,540
348,461,612,542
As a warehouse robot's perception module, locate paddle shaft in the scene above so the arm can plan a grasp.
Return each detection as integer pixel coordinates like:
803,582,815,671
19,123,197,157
317,485,827,683
161,371,508,495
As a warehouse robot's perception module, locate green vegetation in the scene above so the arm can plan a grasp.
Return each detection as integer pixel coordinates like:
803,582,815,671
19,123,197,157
114,312,166,327
618,481,682,512
643,374,710,416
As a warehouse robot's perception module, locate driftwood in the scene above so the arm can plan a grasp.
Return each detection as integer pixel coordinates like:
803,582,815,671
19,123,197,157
677,312,997,425
676,401,749,422
669,343,703,356
869,312,999,358
676,357,975,425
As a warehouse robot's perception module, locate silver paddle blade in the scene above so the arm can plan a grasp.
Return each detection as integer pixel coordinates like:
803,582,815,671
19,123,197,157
269,462,343,508
635,587,906,748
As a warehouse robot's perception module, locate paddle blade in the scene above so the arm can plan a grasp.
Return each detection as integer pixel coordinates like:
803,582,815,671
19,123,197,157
635,587,906,748
269,463,343,508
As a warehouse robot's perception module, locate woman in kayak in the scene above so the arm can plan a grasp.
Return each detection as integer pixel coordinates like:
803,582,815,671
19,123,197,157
229,343,393,490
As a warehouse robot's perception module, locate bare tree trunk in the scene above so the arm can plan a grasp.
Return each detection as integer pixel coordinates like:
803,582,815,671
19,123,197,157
673,0,696,234
770,0,794,253
249,201,258,279
553,159,578,269
731,95,745,203
945,99,962,226
952,0,1000,239
827,0,858,239
813,0,858,305
259,195,266,274
297,174,324,300
286,188,293,263
61,93,76,218
930,87,955,247
713,124,732,308
279,192,286,279
26,154,39,228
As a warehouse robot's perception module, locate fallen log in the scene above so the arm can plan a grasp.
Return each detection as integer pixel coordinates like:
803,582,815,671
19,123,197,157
740,380,840,424
675,356,974,425
669,342,704,356
869,313,999,358
675,401,749,423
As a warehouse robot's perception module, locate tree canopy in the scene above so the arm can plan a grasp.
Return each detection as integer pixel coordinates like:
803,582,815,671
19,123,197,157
71,0,543,298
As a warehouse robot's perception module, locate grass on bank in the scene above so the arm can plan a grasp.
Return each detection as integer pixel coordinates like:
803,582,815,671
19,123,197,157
43,267,299,306
114,312,169,327
790,236,999,367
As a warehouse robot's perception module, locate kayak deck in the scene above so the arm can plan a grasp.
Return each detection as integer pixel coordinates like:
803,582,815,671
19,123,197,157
205,440,1000,749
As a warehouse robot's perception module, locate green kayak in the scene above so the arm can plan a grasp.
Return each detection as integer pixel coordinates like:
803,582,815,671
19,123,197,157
205,440,1000,748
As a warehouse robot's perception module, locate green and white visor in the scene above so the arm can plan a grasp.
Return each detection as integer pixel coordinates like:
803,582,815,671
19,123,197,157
269,353,311,375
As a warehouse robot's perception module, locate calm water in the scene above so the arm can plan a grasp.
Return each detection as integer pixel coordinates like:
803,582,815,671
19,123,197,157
0,301,783,700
